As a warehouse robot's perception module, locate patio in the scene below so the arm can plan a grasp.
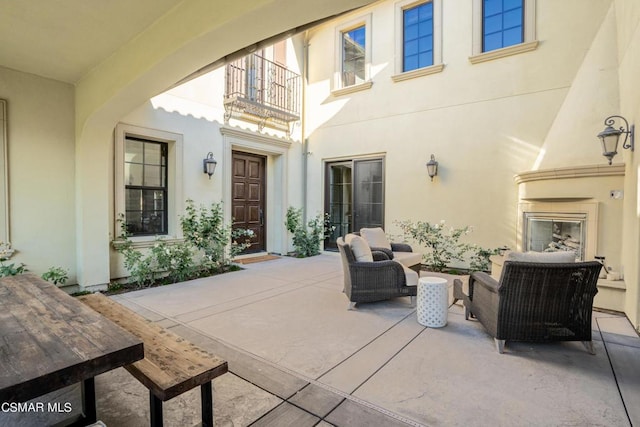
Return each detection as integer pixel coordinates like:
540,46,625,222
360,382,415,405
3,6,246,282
7,254,639,426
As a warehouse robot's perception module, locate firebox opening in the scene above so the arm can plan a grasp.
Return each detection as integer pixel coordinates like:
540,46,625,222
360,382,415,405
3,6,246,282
523,212,587,261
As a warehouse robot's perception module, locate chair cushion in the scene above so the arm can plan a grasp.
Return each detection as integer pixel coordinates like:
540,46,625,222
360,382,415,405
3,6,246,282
360,227,392,250
345,234,373,262
392,251,422,269
505,250,576,263
397,261,419,286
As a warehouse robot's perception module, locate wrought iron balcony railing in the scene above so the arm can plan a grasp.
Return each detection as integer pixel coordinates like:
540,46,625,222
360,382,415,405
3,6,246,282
224,53,301,134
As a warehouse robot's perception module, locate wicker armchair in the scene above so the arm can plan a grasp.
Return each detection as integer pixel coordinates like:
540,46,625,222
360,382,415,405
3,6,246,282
337,235,417,309
356,228,422,274
453,260,602,354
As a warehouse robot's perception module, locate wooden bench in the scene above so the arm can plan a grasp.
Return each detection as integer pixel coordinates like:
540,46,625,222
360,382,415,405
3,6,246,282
78,293,228,427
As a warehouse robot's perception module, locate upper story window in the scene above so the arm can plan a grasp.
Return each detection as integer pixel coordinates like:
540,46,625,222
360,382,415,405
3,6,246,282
124,137,168,236
393,1,443,82
403,2,434,72
482,0,523,52
470,0,537,63
333,14,372,95
342,26,366,87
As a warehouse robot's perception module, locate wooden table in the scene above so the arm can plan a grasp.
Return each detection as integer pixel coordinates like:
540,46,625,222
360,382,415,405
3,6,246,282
0,274,144,425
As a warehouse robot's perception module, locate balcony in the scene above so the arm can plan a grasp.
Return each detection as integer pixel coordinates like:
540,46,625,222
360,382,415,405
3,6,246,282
224,53,301,135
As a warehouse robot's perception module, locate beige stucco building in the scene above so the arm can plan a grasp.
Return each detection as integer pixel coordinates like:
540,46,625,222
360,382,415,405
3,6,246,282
1,0,640,331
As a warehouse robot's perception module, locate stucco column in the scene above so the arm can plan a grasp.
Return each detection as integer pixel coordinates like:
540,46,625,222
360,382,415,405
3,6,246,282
622,162,640,330
75,122,112,288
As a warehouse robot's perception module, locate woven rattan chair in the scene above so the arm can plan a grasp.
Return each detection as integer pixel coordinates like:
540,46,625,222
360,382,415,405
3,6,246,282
337,236,417,309
355,228,422,274
453,260,602,354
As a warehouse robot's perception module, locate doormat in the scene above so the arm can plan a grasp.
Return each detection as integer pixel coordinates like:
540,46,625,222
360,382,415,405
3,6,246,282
234,254,280,265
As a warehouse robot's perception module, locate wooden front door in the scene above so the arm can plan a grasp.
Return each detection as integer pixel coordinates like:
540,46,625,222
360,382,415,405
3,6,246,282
232,151,266,253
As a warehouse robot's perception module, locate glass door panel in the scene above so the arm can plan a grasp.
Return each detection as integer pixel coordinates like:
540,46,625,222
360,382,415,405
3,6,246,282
353,158,384,231
324,158,384,250
325,162,352,250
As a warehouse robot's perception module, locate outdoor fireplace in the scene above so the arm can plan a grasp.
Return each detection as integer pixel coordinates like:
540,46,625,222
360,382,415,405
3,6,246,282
512,165,625,312
523,212,587,261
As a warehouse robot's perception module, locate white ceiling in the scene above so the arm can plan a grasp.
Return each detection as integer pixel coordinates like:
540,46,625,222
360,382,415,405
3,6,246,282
0,0,183,84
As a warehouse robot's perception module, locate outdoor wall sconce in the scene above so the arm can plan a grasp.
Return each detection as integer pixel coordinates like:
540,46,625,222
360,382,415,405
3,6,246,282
597,115,634,165
203,152,217,179
426,154,438,181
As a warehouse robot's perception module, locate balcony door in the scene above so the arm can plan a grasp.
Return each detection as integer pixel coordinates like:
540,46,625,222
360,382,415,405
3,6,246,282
324,157,385,250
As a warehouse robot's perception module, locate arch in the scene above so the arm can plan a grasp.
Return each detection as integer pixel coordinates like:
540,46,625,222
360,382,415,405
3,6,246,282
74,0,374,286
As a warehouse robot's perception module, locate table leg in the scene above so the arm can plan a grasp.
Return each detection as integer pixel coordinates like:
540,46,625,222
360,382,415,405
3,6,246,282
201,382,213,427
150,392,163,427
81,377,97,424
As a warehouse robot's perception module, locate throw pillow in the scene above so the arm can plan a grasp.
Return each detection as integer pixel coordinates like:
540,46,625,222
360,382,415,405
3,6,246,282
345,234,374,262
360,227,392,250
505,250,576,263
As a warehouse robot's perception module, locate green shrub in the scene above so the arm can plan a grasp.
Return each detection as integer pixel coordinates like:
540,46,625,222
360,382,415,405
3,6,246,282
42,266,69,286
396,220,474,272
180,200,252,271
285,207,333,258
0,262,27,277
468,246,500,272
0,241,25,277
113,200,252,288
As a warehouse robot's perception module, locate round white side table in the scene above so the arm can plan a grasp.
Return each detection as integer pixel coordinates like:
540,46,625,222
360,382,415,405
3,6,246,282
417,276,449,327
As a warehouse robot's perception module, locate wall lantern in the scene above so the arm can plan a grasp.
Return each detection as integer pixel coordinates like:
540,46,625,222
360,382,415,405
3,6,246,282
203,152,217,179
597,115,634,165
426,154,438,181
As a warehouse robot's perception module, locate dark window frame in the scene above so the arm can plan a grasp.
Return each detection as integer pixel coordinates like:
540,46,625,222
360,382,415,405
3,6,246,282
324,157,385,251
124,136,168,236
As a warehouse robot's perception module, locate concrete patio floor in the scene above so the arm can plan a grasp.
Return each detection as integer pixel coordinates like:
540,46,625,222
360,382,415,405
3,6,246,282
5,254,639,426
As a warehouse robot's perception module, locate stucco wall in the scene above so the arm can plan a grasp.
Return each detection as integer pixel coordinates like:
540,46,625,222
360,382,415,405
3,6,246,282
615,0,640,329
304,0,616,256
0,66,77,280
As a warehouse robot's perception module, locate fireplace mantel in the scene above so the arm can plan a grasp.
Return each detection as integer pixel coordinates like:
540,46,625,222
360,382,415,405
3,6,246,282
514,164,625,184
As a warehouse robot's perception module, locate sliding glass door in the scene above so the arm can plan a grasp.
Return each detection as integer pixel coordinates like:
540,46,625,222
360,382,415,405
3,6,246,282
324,157,384,250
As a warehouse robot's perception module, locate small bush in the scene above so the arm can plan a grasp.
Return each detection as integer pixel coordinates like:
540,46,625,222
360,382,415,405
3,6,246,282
113,200,252,288
468,246,500,272
285,207,333,258
0,262,27,277
396,219,474,272
181,200,252,271
0,241,25,277
42,266,69,286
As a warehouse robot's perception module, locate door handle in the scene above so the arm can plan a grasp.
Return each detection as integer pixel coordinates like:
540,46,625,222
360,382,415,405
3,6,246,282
259,208,264,226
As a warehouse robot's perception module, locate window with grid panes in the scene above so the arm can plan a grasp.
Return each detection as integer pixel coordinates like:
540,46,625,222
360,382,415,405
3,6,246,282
483,0,524,52
403,2,434,72
124,137,168,236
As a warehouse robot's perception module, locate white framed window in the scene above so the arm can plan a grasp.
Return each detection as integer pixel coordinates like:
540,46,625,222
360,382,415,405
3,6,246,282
333,14,373,95
393,0,444,82
470,0,537,64
114,124,183,242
